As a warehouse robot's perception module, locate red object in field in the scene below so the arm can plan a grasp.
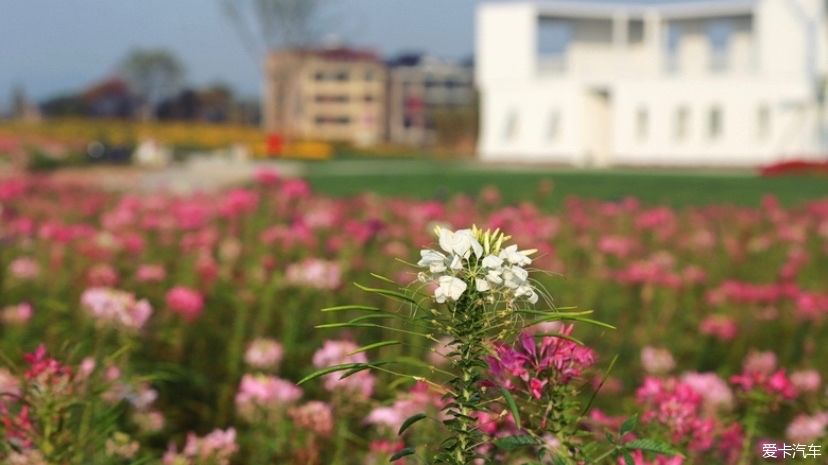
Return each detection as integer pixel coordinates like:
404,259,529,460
759,159,828,176
266,133,284,156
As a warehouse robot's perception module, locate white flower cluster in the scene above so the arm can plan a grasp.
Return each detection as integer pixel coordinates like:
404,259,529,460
417,227,539,305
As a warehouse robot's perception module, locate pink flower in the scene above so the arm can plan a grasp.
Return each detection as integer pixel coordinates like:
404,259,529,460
165,286,204,322
785,412,828,443
742,350,777,375
135,264,166,283
366,382,442,433
218,189,259,218
640,347,675,375
790,369,821,393
1,302,33,325
487,326,597,396
164,428,238,465
0,368,20,397
254,168,280,186
86,263,119,287
699,315,738,341
680,372,733,411
286,258,342,290
529,378,547,399
81,288,152,330
312,340,375,397
244,338,284,370
8,257,39,280
290,401,334,437
235,374,302,420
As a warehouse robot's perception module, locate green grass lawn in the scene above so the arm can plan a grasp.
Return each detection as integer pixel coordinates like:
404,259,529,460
300,159,828,209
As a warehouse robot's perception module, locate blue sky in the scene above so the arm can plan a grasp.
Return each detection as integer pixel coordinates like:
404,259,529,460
0,0,678,104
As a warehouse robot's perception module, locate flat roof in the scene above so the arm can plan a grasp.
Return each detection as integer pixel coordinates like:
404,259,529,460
522,0,756,19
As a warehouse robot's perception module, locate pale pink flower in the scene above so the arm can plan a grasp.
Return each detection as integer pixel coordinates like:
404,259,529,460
8,257,39,280
163,428,238,465
743,350,777,375
289,401,334,437
132,410,165,433
680,372,734,411
81,288,153,330
641,347,675,375
790,369,821,393
785,412,828,443
244,338,284,370
235,374,302,420
312,340,375,397
366,383,442,433
428,336,454,367
0,368,20,397
1,302,33,325
285,258,342,290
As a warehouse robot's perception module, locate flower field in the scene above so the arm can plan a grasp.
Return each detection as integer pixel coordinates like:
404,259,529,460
1,170,827,464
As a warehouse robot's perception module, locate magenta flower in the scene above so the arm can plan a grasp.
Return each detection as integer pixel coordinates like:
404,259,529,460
487,325,596,397
165,286,204,322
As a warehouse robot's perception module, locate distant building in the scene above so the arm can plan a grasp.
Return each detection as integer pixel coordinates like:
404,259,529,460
386,53,476,146
263,47,387,146
82,78,136,118
10,85,41,122
476,0,828,166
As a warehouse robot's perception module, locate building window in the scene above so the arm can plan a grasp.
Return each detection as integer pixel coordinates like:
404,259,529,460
636,107,649,141
314,71,326,81
334,71,349,81
674,106,690,141
707,19,733,72
503,110,519,141
665,24,682,73
537,18,571,72
757,105,771,139
364,70,374,81
547,110,561,140
708,106,723,139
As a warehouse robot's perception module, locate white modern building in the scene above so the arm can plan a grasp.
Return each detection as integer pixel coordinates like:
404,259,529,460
476,0,828,166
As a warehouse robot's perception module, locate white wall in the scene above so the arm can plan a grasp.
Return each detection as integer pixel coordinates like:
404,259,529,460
476,0,828,166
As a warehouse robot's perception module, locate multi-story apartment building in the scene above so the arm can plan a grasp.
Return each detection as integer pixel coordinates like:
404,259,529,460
476,0,828,166
386,53,475,146
263,47,386,146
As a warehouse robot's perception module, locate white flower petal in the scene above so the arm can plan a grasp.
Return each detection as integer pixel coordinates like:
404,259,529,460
437,276,467,302
482,255,503,269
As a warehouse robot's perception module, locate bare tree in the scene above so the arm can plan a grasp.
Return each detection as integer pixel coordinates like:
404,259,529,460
119,49,185,119
220,0,329,58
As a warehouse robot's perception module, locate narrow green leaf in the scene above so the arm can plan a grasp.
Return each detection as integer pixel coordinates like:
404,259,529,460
623,450,635,465
625,439,680,456
354,283,419,305
321,304,381,312
581,354,619,418
297,363,364,385
369,273,397,284
348,341,401,356
500,387,522,430
620,414,638,436
398,413,428,435
389,447,415,461
493,435,536,451
315,323,437,341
